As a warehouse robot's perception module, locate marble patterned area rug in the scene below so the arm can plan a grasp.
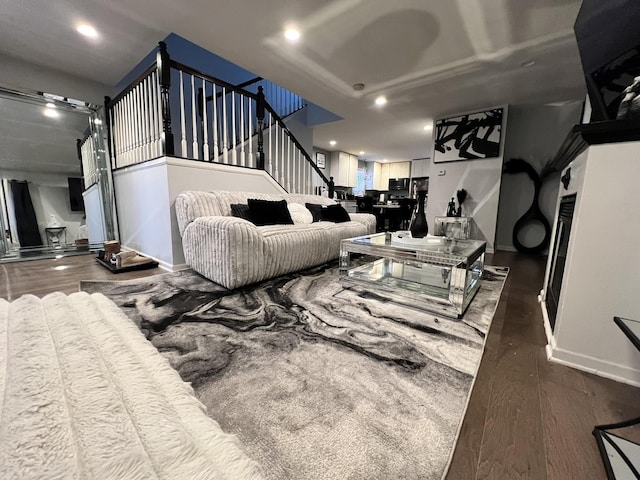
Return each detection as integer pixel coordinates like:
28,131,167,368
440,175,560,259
81,262,508,480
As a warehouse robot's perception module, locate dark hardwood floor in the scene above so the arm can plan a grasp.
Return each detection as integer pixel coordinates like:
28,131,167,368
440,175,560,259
448,252,640,480
1,251,638,479
0,253,159,300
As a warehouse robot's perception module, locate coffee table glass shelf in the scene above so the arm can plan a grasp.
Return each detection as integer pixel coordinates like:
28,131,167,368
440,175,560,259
434,216,471,240
340,232,486,318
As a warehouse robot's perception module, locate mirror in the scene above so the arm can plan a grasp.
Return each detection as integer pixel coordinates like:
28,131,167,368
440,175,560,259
593,425,640,479
616,317,640,351
592,316,640,480
0,85,115,262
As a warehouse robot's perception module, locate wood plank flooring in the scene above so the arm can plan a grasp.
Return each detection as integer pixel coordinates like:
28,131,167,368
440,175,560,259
1,251,638,479
448,252,640,480
0,253,160,300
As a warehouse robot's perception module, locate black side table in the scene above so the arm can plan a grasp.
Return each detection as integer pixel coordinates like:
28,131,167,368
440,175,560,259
592,317,640,479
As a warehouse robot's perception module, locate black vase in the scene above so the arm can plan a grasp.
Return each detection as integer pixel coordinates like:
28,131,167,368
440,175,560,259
410,191,428,238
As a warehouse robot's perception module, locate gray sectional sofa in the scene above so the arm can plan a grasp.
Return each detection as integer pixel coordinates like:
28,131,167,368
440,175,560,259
175,191,376,289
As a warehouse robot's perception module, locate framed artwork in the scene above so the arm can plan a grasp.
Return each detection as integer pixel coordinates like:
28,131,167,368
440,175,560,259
433,107,504,163
315,152,326,168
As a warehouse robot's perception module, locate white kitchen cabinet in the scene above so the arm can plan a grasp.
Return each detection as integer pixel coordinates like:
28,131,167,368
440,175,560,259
365,161,411,190
379,163,390,190
330,151,358,187
411,158,430,178
389,162,410,179
372,162,384,190
400,162,411,178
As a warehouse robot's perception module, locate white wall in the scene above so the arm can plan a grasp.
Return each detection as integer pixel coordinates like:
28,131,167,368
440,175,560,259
113,160,172,266
34,185,84,243
426,106,508,253
114,157,285,270
546,142,640,386
496,102,583,252
311,147,332,190
427,158,503,252
0,170,84,246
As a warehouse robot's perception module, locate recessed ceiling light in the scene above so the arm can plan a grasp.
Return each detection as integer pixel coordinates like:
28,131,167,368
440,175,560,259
353,83,365,91
329,140,337,146
284,27,301,42
423,124,433,131
43,108,60,118
77,24,99,38
382,159,388,162
375,96,387,106
359,151,365,155
521,60,536,68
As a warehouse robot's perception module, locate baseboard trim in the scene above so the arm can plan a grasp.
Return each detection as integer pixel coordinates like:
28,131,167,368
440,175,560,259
539,300,555,348
548,346,640,388
168,262,189,272
120,244,189,273
155,260,189,272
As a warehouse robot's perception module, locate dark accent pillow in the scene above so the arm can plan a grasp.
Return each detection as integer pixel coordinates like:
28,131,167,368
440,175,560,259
230,203,253,222
305,203,324,223
247,199,294,226
322,204,351,223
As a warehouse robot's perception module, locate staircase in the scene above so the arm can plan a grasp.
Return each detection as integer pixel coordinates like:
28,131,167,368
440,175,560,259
104,42,329,194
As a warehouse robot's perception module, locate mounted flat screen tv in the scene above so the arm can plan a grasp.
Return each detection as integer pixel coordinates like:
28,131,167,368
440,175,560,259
575,0,640,121
68,177,85,212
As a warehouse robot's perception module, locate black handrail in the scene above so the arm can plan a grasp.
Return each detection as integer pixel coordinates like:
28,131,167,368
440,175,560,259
262,100,329,185
235,76,263,90
108,62,157,106
104,42,328,190
180,67,321,187
205,76,263,102
170,60,259,100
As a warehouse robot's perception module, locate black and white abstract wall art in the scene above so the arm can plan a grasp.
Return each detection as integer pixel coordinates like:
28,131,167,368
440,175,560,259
433,108,504,163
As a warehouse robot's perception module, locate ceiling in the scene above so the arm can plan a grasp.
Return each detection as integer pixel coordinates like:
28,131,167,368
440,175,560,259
0,0,587,166
0,95,90,175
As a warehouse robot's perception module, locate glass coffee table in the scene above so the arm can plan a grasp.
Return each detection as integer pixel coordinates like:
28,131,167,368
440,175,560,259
339,232,486,318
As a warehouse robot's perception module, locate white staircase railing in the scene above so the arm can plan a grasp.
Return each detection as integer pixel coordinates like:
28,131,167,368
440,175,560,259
105,42,328,194
77,132,98,188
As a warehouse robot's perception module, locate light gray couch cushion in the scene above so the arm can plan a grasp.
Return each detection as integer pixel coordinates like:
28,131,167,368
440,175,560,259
176,191,376,289
176,191,337,235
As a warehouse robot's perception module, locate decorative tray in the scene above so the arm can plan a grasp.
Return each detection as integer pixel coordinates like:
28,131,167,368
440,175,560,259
96,256,159,273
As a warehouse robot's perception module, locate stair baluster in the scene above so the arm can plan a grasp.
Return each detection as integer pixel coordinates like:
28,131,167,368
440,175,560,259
105,42,328,194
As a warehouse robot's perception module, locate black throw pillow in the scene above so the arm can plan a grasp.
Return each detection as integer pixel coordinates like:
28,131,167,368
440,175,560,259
230,203,254,222
322,204,351,223
247,199,294,226
305,203,324,223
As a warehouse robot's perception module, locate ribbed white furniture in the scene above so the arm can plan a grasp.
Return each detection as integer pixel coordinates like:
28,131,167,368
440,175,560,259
176,191,376,289
0,292,264,480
